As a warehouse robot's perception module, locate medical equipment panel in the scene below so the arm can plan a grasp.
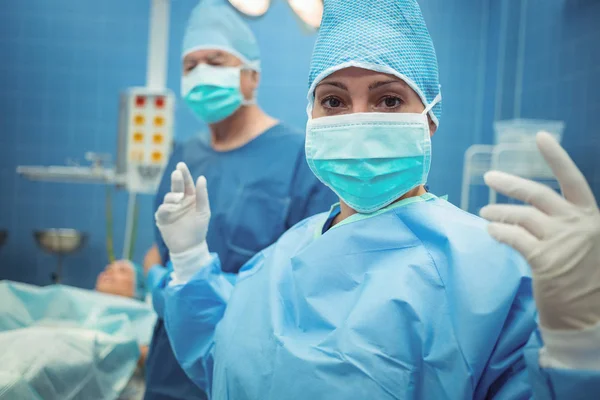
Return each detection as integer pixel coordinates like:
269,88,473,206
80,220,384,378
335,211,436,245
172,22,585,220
117,87,175,194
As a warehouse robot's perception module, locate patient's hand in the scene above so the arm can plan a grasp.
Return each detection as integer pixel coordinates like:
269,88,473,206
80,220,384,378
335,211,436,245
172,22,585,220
143,245,162,274
138,345,149,368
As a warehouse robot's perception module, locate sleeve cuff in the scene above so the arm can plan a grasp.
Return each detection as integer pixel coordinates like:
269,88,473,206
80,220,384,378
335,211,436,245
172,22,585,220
168,242,213,286
539,320,600,370
147,264,168,292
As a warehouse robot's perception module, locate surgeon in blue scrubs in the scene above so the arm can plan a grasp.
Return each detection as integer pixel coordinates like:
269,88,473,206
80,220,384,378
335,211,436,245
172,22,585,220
143,2,336,399
155,0,600,399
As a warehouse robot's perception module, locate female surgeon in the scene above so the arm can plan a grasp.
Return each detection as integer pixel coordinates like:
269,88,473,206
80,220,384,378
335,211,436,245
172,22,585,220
155,0,600,398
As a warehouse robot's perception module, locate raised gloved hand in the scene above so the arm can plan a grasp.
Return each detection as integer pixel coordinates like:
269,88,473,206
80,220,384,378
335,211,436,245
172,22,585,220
155,162,212,285
480,132,600,331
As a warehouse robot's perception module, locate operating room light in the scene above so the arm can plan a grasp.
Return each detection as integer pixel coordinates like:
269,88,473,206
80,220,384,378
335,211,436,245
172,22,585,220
228,0,270,17
228,0,323,29
287,0,323,29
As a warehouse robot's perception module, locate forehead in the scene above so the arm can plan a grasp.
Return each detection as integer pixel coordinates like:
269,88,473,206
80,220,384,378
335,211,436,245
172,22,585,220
183,49,241,64
111,261,134,272
316,67,408,89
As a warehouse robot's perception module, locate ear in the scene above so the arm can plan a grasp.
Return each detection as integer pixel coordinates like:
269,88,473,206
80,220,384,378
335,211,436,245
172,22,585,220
428,116,437,137
251,70,260,88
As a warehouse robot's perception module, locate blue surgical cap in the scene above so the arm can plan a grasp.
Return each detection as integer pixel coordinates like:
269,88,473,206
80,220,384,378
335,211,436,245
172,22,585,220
183,0,261,71
307,0,442,126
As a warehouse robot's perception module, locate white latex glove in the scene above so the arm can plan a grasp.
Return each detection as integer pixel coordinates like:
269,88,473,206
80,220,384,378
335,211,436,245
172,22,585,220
480,132,600,332
155,162,212,285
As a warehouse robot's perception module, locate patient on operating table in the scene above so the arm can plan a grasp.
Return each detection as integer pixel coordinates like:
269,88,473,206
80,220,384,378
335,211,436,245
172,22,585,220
95,260,151,399
0,262,156,400
96,259,144,298
96,259,149,363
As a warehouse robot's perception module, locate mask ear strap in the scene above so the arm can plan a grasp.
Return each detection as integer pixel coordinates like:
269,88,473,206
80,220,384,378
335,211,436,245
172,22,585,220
422,88,442,115
239,63,258,106
240,65,259,106
242,60,261,72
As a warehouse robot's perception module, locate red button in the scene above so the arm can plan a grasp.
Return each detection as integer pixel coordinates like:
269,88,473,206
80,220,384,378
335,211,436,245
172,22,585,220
135,96,146,107
155,97,165,108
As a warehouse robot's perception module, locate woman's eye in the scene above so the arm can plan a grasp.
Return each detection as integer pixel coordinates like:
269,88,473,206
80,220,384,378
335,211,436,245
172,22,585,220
379,96,403,109
322,97,343,108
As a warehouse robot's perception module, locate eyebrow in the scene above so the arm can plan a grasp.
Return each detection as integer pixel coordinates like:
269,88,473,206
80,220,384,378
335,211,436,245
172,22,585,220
316,79,406,92
316,81,348,91
368,80,405,91
207,52,225,61
184,52,225,65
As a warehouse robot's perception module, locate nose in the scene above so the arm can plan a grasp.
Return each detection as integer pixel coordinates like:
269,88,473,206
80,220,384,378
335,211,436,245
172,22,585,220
351,100,369,114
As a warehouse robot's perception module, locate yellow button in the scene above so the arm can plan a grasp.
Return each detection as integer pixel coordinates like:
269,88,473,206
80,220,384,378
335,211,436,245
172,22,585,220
153,134,164,144
151,151,163,163
133,132,144,143
134,115,145,126
154,116,165,127
130,151,144,162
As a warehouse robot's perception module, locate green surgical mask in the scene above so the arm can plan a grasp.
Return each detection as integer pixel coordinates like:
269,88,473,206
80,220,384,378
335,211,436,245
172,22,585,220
305,92,440,214
181,64,254,124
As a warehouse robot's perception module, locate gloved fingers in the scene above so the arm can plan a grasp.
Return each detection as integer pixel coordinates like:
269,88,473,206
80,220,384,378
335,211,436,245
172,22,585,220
195,176,211,214
170,170,184,194
163,192,185,204
536,131,597,208
154,203,181,224
158,196,196,218
176,162,196,196
480,204,550,240
487,222,540,259
484,171,570,216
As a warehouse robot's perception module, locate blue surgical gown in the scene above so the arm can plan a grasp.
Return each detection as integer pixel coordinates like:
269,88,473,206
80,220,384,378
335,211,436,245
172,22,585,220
163,193,600,399
144,124,336,400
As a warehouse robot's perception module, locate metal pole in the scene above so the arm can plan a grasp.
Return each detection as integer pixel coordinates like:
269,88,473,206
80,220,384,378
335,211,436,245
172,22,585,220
123,192,137,260
494,0,510,124
513,0,529,119
146,0,170,90
473,0,490,144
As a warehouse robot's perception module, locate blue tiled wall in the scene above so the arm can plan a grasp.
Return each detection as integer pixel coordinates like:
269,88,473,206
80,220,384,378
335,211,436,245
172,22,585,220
521,0,600,199
0,0,322,288
0,0,152,287
481,0,600,199
419,0,490,202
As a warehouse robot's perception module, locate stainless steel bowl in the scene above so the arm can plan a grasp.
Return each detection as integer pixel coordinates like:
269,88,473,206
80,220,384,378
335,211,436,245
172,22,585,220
0,230,7,248
33,229,87,255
